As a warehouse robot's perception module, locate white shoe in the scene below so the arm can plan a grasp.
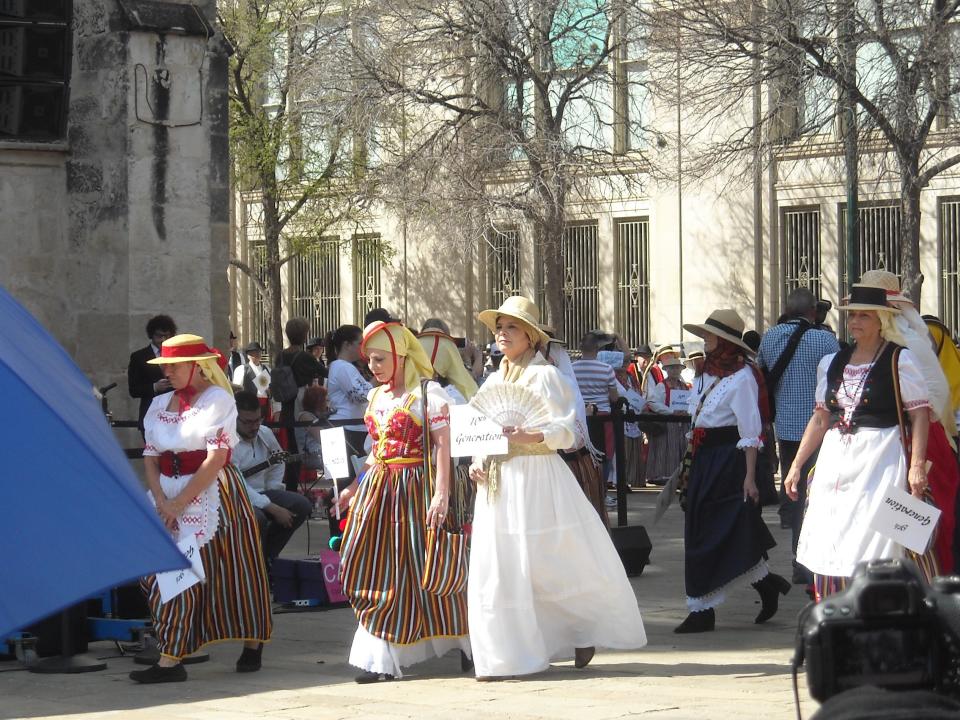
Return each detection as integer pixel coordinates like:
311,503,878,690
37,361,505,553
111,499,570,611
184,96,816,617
604,496,617,508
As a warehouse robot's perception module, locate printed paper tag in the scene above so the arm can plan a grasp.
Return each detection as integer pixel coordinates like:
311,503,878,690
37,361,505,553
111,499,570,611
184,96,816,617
868,485,941,555
449,405,508,458
157,534,205,603
320,426,350,479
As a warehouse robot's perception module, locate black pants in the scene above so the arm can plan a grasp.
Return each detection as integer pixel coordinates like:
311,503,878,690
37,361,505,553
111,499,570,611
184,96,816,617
253,488,313,564
778,439,818,563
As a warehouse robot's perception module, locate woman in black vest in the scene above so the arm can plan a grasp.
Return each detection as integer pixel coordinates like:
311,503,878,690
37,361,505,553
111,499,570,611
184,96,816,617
785,282,931,600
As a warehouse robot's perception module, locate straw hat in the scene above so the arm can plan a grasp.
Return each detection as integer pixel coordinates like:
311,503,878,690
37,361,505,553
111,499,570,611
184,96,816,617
846,270,909,306
147,334,220,364
685,351,705,362
654,345,680,360
478,296,550,346
682,309,753,353
838,280,901,314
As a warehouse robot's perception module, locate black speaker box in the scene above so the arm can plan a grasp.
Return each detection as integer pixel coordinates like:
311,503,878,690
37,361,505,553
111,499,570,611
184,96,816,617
610,525,652,577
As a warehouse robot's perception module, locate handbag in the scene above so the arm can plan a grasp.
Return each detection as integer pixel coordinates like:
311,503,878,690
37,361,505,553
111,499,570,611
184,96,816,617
891,346,941,580
419,380,469,596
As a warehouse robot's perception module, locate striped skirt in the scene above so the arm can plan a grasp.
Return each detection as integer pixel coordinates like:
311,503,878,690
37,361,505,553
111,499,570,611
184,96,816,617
646,421,689,482
142,464,272,660
339,462,468,645
562,449,608,527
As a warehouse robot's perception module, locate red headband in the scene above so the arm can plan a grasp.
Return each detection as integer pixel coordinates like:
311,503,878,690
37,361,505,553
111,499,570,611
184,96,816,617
159,342,227,370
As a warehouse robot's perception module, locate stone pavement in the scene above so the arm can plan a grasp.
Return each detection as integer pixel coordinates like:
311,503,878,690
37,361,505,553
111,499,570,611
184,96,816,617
0,489,820,720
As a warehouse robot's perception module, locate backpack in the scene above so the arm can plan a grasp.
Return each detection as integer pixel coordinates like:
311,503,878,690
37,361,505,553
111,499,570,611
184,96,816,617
269,351,303,403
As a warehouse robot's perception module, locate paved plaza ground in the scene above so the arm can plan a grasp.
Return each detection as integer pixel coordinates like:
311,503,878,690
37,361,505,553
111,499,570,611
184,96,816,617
1,488,819,720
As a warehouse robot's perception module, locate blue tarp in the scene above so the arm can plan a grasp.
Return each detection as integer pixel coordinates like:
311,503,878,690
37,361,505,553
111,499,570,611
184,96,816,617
0,285,188,638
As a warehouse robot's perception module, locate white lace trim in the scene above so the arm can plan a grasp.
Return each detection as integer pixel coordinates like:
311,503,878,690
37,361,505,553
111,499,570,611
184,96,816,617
736,438,763,450
686,559,769,612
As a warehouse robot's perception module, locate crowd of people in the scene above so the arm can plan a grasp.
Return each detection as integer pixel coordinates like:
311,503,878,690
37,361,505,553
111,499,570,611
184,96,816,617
123,267,960,683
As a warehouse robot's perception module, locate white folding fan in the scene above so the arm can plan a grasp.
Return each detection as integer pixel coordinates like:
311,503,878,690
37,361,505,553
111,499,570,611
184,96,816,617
469,382,552,429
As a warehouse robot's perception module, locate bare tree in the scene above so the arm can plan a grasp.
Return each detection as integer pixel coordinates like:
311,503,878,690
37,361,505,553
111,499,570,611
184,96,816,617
349,0,656,328
643,0,960,302
220,0,373,353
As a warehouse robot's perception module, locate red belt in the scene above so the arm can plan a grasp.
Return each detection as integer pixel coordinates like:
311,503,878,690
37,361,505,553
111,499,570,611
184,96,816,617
159,450,208,476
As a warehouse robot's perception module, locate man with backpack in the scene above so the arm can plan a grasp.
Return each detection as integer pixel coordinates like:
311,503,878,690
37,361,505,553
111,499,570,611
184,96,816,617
757,288,840,584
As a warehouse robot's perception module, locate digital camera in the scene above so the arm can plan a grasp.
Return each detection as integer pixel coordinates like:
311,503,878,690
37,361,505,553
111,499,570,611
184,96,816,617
796,558,960,703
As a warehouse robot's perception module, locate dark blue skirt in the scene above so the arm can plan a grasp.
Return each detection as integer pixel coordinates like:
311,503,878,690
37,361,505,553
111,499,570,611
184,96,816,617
684,441,776,599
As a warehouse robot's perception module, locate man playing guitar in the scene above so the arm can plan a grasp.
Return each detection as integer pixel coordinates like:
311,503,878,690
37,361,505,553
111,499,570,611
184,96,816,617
233,391,312,567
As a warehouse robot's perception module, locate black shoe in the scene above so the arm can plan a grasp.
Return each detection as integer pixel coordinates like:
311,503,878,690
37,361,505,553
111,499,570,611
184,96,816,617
236,643,263,673
574,646,595,668
791,565,812,585
355,670,395,684
129,663,187,684
674,609,715,634
460,650,474,673
753,572,791,624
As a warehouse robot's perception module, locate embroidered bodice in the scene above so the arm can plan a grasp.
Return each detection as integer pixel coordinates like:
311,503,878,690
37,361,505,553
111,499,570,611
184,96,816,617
364,383,450,462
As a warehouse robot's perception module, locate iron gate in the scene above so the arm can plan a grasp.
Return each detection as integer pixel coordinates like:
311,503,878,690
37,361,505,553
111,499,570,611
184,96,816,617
615,218,650,349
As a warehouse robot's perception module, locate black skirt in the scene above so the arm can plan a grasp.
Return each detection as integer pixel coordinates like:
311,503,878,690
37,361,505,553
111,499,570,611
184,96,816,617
684,429,776,599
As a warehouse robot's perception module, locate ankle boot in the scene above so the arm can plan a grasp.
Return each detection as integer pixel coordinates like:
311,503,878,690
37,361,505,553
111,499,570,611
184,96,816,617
460,650,474,673
574,646,595,668
236,643,263,673
752,572,791,624
673,608,715,634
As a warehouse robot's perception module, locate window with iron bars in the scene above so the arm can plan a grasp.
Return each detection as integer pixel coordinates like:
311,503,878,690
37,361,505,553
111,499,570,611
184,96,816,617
486,228,521,309
534,222,600,346
939,197,960,338
291,238,341,338
615,218,650,349
781,206,822,300
246,239,271,354
838,201,902,296
353,234,382,322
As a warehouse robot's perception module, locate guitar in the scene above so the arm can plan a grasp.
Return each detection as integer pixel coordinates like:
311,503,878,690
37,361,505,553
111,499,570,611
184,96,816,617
239,450,303,478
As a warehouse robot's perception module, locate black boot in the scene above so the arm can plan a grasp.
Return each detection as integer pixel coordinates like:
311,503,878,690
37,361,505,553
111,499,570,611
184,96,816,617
355,669,395,683
752,572,791,624
236,643,263,673
673,608,715,634
574,646,595,668
129,663,187,683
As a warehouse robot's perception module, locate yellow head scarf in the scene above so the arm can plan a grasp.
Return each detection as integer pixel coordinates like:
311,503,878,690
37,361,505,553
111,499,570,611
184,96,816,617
418,331,479,400
146,333,234,395
927,320,960,420
362,321,435,393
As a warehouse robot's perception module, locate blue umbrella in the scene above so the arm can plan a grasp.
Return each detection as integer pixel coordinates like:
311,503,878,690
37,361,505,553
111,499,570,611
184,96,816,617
0,285,189,639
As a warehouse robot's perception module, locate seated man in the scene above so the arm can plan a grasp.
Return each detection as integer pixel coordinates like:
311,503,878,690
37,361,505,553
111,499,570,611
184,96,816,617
233,391,312,566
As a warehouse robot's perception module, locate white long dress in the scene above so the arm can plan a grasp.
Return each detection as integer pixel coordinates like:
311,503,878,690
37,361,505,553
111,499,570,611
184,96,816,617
796,349,930,578
469,355,647,678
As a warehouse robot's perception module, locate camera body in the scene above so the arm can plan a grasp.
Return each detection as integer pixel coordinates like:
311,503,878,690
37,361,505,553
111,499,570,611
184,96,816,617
798,559,960,703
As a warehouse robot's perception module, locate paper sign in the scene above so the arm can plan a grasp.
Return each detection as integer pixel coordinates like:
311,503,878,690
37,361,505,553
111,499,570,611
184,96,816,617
157,534,206,603
320,426,350,479
449,404,508,458
868,485,941,554
319,549,348,603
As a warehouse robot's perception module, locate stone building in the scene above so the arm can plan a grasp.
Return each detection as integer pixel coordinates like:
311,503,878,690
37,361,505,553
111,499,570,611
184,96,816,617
0,0,231,424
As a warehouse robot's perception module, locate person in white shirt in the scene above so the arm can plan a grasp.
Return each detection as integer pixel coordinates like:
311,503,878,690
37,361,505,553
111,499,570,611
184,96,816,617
233,391,311,565
644,356,692,485
326,325,373,475
232,342,274,420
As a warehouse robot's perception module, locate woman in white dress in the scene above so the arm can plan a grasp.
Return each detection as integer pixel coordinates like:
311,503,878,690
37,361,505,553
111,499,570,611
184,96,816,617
469,296,646,680
786,283,931,599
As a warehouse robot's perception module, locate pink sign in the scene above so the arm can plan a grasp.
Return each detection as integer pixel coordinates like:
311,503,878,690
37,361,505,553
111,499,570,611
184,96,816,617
319,549,348,603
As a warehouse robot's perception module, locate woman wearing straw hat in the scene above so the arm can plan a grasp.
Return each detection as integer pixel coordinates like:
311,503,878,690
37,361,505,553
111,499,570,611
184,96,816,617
786,280,932,599
469,296,646,679
336,321,471,683
130,335,272,683
675,310,785,634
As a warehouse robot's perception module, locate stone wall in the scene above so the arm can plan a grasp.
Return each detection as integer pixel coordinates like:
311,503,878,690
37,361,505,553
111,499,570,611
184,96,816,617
0,0,231,429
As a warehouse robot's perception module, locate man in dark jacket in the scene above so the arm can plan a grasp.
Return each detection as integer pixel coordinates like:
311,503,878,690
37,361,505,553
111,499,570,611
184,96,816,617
127,314,177,435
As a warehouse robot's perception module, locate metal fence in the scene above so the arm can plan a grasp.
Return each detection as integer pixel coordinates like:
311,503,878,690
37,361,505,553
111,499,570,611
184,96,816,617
615,217,650,349
839,202,901,295
291,238,341,336
940,197,960,338
486,227,522,308
352,234,382,321
781,206,822,299
560,221,600,346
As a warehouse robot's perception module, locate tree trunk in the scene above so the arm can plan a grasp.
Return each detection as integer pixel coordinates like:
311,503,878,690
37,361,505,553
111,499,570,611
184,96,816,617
899,174,923,305
261,187,286,357
536,217,565,333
